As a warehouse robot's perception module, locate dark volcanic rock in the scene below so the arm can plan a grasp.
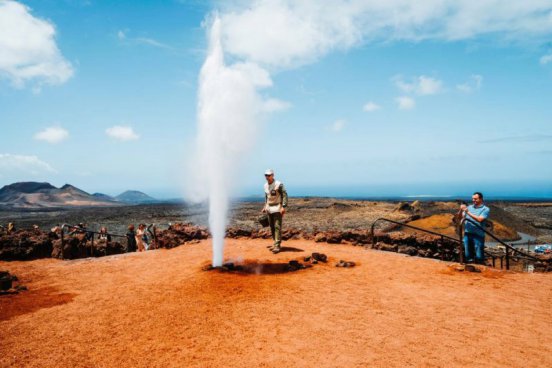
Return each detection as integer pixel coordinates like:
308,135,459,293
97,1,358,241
0,271,27,293
311,252,328,263
340,230,372,245
226,228,252,238
0,271,13,290
0,229,53,261
92,240,126,256
311,231,345,244
51,234,88,259
314,233,327,243
251,228,272,239
50,234,126,260
397,245,418,256
375,242,398,252
395,202,414,212
335,260,356,268
326,231,343,244
288,260,307,271
281,228,303,240
155,223,209,249
372,231,462,262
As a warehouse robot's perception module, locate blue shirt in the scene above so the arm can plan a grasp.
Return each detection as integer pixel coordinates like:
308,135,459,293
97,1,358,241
464,204,490,237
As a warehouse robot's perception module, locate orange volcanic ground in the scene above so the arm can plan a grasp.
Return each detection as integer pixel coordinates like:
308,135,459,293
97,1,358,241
1,239,551,367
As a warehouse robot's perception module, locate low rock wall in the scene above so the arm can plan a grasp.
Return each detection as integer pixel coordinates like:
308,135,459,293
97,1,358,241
1,223,550,272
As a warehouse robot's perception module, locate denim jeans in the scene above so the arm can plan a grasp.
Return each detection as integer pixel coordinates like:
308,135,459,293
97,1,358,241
463,232,485,263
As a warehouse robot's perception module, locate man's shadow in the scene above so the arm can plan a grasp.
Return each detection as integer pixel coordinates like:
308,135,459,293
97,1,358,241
279,246,303,253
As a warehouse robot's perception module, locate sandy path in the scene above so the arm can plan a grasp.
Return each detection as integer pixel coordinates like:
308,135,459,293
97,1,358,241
1,239,551,368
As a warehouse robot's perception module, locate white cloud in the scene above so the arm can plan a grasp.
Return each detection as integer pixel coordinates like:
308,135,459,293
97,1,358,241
0,153,56,176
135,37,172,49
117,29,172,50
328,119,346,132
418,76,443,95
262,98,291,112
396,96,415,110
457,74,483,93
34,126,69,144
393,77,415,94
393,75,443,95
0,1,73,89
540,53,552,65
219,1,552,69
105,125,139,141
363,101,381,112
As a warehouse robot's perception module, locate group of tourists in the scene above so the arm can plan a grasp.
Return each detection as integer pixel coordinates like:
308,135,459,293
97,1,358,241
63,222,155,253
126,223,154,252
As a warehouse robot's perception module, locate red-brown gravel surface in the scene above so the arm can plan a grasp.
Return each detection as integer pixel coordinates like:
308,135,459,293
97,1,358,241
1,239,551,367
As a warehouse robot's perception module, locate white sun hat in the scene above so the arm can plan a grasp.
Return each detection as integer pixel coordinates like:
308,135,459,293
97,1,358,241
264,169,274,176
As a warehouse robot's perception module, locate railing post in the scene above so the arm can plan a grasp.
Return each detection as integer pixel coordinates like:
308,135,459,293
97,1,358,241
370,221,377,249
505,247,510,270
458,223,465,264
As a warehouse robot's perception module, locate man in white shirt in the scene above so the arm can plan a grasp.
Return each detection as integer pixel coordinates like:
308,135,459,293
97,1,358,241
262,169,288,254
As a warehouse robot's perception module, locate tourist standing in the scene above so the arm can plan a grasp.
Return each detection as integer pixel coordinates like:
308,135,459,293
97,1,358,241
460,192,490,264
135,224,146,252
126,225,137,252
98,227,112,242
262,169,288,254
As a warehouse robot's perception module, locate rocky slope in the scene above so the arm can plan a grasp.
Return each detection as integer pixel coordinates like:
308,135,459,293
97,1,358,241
115,190,157,204
0,182,157,208
0,182,119,209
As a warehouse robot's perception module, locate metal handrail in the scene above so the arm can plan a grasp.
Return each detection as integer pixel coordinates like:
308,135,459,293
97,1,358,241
370,217,464,263
59,224,157,260
61,224,127,238
369,217,551,270
370,217,461,244
462,218,548,269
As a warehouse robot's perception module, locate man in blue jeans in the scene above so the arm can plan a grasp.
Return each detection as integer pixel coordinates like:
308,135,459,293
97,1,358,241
460,192,490,264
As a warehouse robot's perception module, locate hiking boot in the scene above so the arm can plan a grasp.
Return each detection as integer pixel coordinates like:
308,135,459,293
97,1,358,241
271,247,281,254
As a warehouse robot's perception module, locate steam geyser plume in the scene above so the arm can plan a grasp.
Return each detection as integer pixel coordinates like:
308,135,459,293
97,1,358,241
193,16,263,267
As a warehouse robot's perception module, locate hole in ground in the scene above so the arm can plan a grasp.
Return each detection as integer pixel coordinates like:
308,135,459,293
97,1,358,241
203,259,314,275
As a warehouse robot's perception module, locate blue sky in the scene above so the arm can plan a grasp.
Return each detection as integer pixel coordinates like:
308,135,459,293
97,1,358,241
1,0,552,199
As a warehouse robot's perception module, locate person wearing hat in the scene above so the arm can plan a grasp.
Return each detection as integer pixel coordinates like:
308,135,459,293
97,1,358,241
262,169,288,253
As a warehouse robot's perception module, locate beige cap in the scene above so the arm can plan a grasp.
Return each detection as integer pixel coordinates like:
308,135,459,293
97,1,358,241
264,169,274,176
